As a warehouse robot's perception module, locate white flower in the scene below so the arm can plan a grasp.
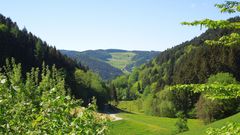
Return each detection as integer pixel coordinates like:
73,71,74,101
13,86,19,91
0,79,6,84
65,96,71,100
77,112,83,117
24,102,30,105
50,88,56,93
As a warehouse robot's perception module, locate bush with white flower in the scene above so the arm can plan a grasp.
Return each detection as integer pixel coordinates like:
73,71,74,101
0,58,109,134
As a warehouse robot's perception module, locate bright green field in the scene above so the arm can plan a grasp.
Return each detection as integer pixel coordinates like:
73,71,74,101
109,112,240,135
113,101,240,134
109,113,203,135
107,52,136,72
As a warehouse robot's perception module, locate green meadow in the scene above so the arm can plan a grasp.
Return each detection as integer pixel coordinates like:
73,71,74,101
109,113,203,135
109,112,240,135
107,52,136,72
109,101,240,134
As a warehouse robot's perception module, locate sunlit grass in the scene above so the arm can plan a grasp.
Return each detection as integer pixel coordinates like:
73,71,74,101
109,113,203,135
107,52,136,71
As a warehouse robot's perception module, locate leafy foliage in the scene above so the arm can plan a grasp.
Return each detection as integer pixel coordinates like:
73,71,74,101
205,33,240,46
74,69,109,108
215,1,240,13
194,84,240,99
206,122,240,135
0,59,108,134
207,72,238,84
170,72,240,124
196,95,234,124
182,1,240,48
181,112,240,135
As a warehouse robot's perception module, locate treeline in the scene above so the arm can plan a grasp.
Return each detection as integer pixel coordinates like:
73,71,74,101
0,14,109,108
111,17,240,123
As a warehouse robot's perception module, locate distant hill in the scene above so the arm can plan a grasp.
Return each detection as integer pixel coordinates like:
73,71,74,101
60,49,159,80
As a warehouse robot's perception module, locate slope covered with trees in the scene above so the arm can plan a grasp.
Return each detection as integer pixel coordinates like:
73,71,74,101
112,16,240,123
111,1,240,134
112,16,240,99
0,14,109,108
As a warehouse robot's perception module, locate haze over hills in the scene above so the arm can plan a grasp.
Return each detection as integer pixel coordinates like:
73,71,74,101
60,49,159,80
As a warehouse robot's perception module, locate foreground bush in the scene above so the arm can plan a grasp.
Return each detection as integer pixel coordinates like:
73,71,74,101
0,58,108,134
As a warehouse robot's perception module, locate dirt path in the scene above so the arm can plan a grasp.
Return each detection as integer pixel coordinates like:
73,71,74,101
109,114,123,121
102,104,123,121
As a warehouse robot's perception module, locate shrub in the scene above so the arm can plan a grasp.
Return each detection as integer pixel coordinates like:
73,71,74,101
196,94,223,124
143,94,155,115
174,111,189,134
157,89,176,117
158,100,176,117
0,58,108,134
207,72,238,85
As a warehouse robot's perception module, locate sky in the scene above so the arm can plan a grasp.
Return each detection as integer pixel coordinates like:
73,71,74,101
0,0,238,51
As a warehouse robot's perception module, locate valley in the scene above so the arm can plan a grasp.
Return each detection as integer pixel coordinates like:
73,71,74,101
1,1,240,135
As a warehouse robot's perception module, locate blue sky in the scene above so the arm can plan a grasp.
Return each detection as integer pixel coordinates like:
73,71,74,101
0,0,238,51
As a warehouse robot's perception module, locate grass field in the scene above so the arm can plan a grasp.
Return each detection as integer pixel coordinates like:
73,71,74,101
107,52,136,72
110,97,240,134
109,112,240,135
109,113,203,135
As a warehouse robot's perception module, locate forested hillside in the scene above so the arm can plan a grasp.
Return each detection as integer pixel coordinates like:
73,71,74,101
0,14,109,108
112,16,240,122
113,16,240,97
61,49,159,80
